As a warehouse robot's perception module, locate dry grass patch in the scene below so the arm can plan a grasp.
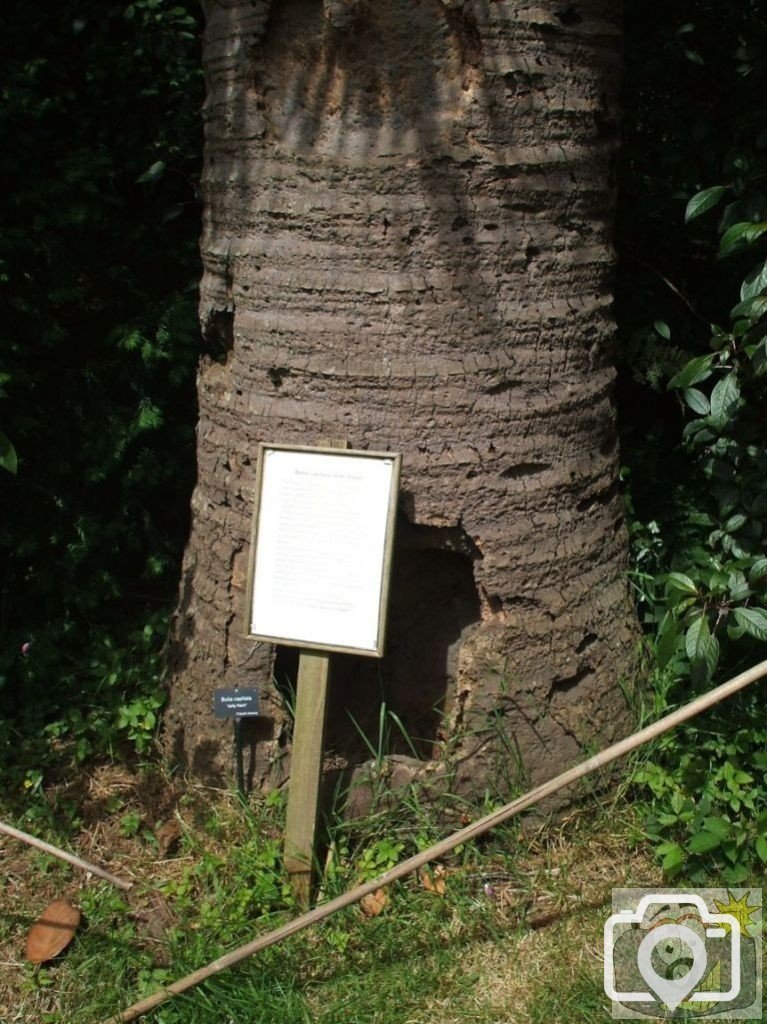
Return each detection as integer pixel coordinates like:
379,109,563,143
423,810,663,1024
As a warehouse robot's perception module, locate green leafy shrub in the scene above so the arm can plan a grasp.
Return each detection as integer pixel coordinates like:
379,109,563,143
617,2,767,881
653,177,767,686
635,688,767,883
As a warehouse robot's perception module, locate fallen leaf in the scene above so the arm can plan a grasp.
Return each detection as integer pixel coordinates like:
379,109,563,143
419,864,447,895
26,899,81,963
360,889,388,917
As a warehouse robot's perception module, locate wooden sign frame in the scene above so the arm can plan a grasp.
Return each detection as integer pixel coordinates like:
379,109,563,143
245,443,401,658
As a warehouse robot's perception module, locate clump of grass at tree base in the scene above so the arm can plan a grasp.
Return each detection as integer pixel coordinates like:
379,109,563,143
333,698,533,878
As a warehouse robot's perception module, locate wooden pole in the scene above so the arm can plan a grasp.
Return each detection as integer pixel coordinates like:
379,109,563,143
103,657,767,1024
284,649,331,906
0,820,133,892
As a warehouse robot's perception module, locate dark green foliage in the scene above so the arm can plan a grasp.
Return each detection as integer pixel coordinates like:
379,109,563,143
0,374,17,474
0,0,204,782
617,1,767,880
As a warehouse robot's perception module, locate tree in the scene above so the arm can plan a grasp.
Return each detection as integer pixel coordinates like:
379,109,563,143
165,0,640,798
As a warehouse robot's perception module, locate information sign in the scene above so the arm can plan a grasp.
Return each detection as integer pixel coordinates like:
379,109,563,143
246,444,400,656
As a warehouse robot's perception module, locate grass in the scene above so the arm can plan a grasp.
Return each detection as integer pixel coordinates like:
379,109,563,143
0,758,670,1024
5,672,765,1023
6,754,764,1024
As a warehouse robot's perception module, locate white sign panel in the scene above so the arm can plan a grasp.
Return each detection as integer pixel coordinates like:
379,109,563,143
247,445,400,656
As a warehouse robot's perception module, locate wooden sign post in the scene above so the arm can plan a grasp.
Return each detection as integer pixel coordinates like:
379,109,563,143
283,650,331,905
245,441,401,906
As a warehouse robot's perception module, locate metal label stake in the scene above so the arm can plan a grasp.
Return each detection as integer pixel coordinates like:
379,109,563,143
214,687,260,797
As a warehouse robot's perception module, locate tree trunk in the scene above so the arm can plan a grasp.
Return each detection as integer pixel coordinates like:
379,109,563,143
165,0,640,801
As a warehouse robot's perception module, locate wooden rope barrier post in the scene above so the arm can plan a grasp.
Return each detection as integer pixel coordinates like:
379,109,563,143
103,657,767,1024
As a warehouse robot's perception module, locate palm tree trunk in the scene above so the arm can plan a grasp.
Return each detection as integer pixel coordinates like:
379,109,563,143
165,0,640,799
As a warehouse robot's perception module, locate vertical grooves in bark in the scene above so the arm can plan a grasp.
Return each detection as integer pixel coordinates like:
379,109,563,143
166,0,639,794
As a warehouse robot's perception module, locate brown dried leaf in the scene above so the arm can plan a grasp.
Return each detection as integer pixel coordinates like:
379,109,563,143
26,899,81,963
360,888,388,917
419,864,447,895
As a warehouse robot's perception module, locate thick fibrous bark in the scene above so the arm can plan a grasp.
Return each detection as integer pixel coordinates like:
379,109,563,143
166,0,640,797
